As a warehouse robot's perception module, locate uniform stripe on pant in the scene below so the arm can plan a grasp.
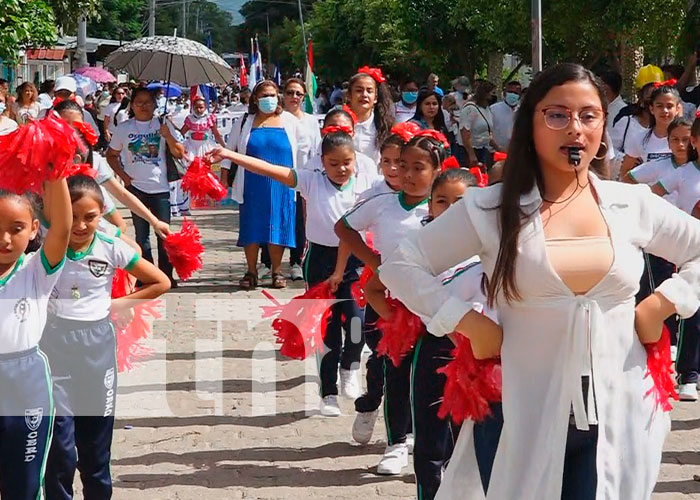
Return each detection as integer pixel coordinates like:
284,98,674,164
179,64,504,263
0,346,55,500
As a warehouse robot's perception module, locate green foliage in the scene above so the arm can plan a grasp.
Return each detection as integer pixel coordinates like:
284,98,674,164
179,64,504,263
47,0,101,31
87,0,147,40
0,0,57,63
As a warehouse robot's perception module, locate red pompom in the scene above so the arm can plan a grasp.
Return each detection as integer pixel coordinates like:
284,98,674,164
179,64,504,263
390,121,422,143
437,335,502,424
441,156,460,170
66,163,97,179
0,113,80,193
181,157,227,203
414,129,450,149
376,298,425,366
111,268,160,372
351,265,374,307
164,218,205,281
260,283,336,360
493,151,508,162
644,325,678,413
469,167,489,187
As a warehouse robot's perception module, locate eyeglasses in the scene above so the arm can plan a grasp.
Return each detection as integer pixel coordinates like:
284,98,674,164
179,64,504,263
285,90,304,97
540,106,606,131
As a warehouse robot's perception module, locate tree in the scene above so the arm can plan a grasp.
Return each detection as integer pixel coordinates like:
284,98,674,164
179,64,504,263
0,0,57,63
87,0,147,41
47,0,101,32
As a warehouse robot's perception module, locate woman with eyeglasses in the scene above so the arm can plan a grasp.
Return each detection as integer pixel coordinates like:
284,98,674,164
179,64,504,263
380,63,700,499
220,80,300,289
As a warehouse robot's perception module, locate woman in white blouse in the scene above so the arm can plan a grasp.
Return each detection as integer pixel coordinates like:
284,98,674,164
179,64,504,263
379,63,700,499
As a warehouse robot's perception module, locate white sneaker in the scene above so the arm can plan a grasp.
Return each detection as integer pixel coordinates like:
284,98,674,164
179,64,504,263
679,383,699,401
339,367,361,400
257,263,271,279
406,433,414,454
352,409,379,444
290,264,304,281
319,395,341,416
671,345,678,362
376,443,409,475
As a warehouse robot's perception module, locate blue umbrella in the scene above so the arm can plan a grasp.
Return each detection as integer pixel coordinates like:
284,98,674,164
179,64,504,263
146,82,182,97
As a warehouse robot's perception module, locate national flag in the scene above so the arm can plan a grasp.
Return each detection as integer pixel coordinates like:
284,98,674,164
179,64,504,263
248,38,257,91
239,54,247,88
273,65,282,86
254,34,263,81
190,85,217,109
303,40,317,114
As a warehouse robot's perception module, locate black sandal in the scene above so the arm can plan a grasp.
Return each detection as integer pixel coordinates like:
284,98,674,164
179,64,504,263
239,271,258,290
271,273,287,289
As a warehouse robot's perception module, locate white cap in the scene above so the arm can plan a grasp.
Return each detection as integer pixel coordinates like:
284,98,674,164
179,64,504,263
55,76,77,93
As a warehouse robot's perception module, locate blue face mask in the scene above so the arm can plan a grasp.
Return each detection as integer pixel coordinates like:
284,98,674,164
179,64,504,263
257,96,278,114
505,92,520,107
402,91,418,105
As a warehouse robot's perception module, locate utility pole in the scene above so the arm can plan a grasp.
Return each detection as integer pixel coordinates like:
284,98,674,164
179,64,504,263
531,0,542,74
76,17,88,68
149,0,156,36
266,13,272,65
297,0,308,69
181,0,187,38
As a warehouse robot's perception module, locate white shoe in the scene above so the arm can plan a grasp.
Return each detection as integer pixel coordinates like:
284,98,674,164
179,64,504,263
339,367,361,400
671,345,678,362
376,443,409,475
290,264,304,281
319,395,341,416
406,433,414,454
257,263,271,279
352,409,378,444
679,383,699,401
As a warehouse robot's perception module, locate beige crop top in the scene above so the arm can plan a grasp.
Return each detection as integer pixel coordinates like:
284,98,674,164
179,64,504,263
545,237,614,295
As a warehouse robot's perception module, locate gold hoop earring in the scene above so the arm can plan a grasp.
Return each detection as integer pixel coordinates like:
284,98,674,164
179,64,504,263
593,141,608,161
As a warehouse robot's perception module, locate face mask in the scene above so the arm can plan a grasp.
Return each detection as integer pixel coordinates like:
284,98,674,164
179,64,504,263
0,102,5,114
504,92,520,107
257,96,278,114
402,91,418,105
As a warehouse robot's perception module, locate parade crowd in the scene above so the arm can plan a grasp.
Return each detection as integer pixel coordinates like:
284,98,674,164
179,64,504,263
3,51,700,500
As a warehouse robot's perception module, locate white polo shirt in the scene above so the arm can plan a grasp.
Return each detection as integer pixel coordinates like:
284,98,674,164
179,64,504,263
659,161,700,214
50,231,139,321
0,249,64,354
489,100,516,150
629,157,681,204
625,129,672,163
353,112,380,163
342,192,429,260
301,150,380,183
292,168,375,247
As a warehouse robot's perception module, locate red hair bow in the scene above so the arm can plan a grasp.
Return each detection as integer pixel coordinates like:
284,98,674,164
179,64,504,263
441,156,460,170
653,79,677,88
357,66,386,84
469,167,489,187
493,151,508,162
695,109,700,118
67,163,97,178
52,95,75,107
415,129,450,149
342,104,358,125
321,125,353,136
74,121,99,146
390,121,422,143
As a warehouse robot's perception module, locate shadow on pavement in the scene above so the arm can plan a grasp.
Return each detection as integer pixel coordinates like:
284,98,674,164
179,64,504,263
118,375,308,395
662,450,700,465
116,410,314,429
654,479,700,493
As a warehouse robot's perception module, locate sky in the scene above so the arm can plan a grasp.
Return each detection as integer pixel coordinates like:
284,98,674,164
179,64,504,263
210,0,246,25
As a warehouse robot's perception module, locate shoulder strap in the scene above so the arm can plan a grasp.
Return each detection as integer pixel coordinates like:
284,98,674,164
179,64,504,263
620,116,632,153
464,103,491,134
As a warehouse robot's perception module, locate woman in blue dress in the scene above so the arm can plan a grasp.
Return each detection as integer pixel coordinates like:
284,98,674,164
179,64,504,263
234,81,297,289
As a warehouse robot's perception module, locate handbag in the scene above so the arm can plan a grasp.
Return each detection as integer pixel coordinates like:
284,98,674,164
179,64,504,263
160,117,187,182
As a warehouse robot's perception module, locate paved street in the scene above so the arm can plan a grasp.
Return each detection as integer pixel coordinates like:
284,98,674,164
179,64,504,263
96,206,700,499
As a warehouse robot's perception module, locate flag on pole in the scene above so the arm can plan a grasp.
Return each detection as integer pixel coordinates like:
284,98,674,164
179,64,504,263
239,54,247,88
273,65,282,86
254,34,263,81
248,38,257,91
190,85,217,109
304,40,317,114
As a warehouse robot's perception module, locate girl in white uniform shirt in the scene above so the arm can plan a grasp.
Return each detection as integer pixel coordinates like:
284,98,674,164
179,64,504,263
347,66,395,163
335,133,445,475
0,177,71,500
619,82,683,179
41,175,170,499
379,63,700,500
207,130,375,417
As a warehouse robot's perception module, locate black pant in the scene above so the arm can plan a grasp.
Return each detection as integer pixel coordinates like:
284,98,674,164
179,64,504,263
355,306,384,413
637,253,677,344
304,242,365,397
677,307,700,384
127,186,173,280
41,316,117,500
561,424,598,500
261,196,306,268
412,335,503,499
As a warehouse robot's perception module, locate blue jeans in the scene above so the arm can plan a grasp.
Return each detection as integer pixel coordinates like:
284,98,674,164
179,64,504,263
127,186,173,280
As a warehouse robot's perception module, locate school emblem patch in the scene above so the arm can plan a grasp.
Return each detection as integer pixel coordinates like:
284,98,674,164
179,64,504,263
14,298,29,322
104,368,115,390
25,408,43,431
88,260,108,278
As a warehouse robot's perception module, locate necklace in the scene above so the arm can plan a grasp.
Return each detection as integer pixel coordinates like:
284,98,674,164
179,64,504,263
541,169,589,205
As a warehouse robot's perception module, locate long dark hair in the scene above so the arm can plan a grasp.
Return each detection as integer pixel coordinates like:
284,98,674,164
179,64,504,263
349,73,394,146
643,84,681,145
488,63,609,306
411,88,447,135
